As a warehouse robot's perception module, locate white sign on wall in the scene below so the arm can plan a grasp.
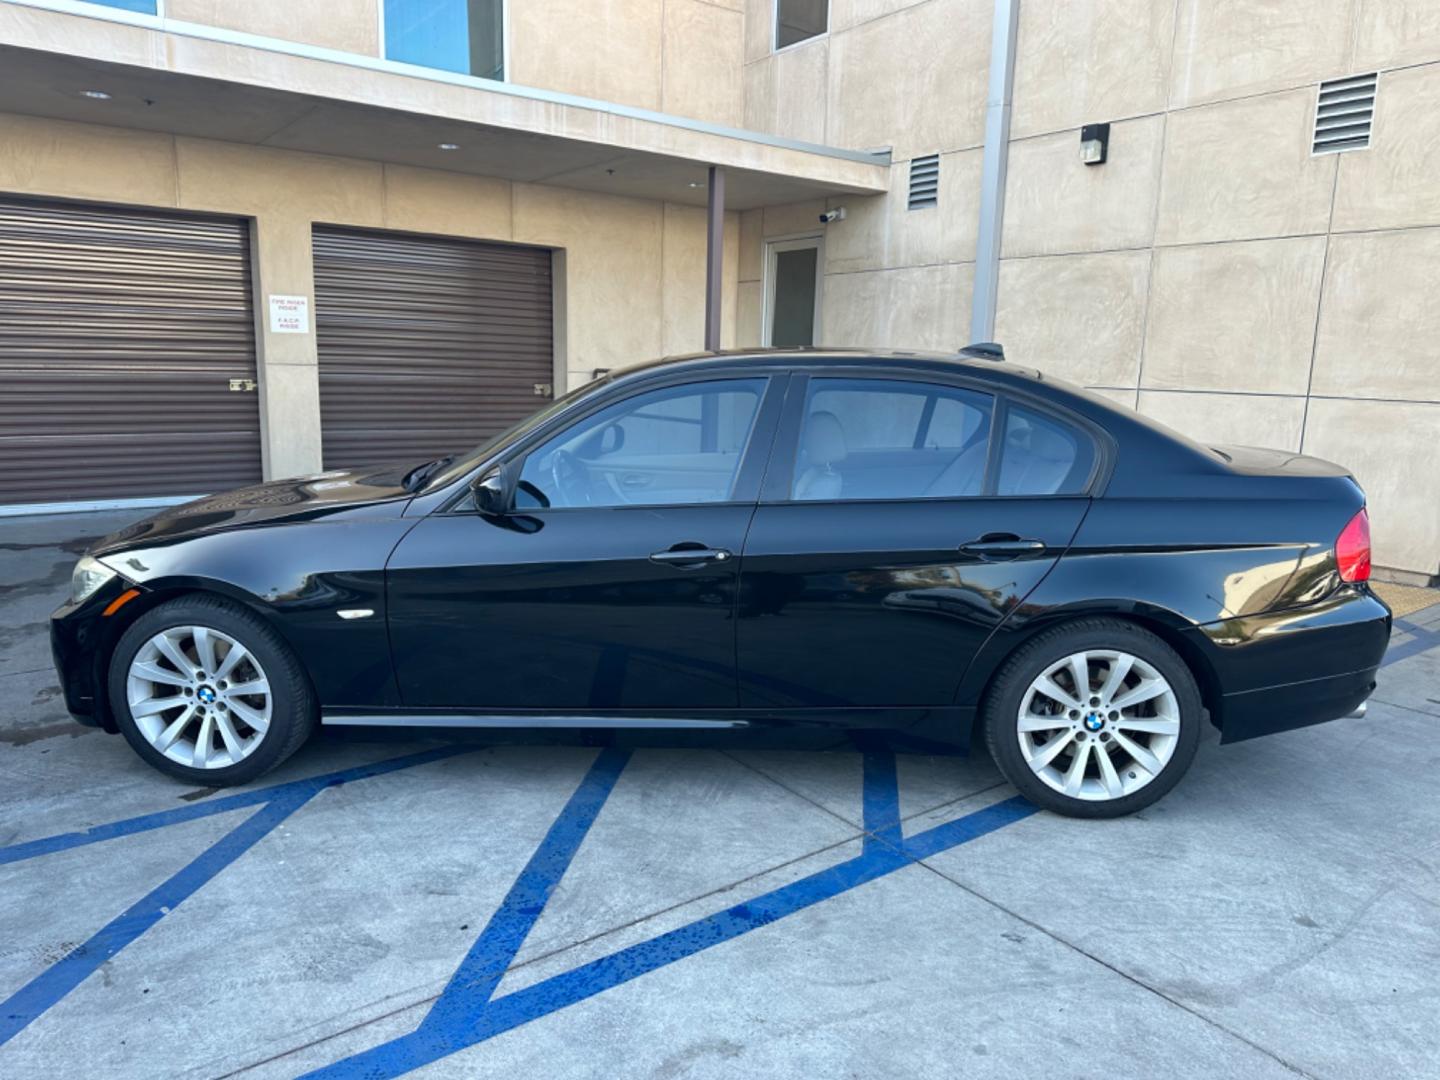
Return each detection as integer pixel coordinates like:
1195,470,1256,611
268,294,310,334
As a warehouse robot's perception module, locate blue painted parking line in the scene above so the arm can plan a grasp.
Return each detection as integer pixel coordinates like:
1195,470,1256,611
0,745,475,867
304,753,1034,1079
417,748,631,1037
0,788,316,1046
0,746,477,1045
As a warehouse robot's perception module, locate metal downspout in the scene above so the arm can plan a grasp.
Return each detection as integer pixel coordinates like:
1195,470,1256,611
970,0,1020,343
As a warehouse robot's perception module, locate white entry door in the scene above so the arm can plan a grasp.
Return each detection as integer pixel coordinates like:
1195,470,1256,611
763,236,824,347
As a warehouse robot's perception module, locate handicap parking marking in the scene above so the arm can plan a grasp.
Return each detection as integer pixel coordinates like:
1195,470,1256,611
0,745,479,1045
0,745,476,868
0,737,1034,1077
303,753,1034,1080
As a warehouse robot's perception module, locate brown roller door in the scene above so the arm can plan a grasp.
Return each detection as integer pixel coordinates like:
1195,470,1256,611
0,196,262,506
312,226,554,470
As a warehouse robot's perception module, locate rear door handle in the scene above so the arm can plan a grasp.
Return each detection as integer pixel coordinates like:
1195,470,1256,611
959,534,1046,559
650,546,733,566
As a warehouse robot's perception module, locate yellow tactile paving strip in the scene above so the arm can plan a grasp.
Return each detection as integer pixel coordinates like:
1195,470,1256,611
1372,580,1439,619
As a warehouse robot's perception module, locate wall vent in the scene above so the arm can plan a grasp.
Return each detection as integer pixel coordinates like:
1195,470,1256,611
1313,73,1377,154
908,154,940,209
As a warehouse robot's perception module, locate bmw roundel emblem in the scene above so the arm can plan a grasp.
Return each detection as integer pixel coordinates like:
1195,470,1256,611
197,686,217,704
1084,712,1104,732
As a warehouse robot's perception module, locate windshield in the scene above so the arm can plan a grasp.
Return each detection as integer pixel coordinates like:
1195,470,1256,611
418,374,612,493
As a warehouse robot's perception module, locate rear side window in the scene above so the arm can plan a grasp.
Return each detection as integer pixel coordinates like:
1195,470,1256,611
996,403,1095,496
791,378,994,501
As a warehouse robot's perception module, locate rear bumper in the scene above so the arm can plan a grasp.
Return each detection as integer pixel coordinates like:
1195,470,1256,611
1186,586,1390,744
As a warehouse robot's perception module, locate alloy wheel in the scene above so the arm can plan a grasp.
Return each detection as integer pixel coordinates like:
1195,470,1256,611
126,625,272,769
1016,649,1180,802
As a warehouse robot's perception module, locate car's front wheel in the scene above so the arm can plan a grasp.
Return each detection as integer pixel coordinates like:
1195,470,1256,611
982,619,1202,818
108,595,317,785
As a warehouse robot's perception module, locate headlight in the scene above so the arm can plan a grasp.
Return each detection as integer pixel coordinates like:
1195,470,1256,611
71,556,118,604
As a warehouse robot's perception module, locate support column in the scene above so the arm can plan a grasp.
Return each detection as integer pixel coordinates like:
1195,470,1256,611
704,165,725,352
970,0,1020,343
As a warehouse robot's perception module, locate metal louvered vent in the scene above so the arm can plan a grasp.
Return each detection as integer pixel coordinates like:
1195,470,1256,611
908,154,940,209
1313,73,1377,154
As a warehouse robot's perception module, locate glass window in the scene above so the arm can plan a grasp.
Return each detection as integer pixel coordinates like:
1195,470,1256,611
517,380,766,509
385,0,504,81
769,245,819,347
791,379,993,501
996,404,1095,496
90,0,156,11
775,0,828,49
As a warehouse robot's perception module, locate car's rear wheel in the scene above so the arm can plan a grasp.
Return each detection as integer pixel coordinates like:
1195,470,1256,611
982,619,1202,818
108,595,317,785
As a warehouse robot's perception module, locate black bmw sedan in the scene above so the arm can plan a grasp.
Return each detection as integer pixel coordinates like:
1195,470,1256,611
51,348,1391,817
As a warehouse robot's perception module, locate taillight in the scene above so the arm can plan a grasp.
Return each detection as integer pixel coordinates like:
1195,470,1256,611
1336,508,1371,583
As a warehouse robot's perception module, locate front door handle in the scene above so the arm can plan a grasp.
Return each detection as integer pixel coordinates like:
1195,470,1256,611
959,533,1046,559
650,545,733,566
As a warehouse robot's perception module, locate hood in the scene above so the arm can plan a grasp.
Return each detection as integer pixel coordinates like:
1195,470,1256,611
90,464,414,555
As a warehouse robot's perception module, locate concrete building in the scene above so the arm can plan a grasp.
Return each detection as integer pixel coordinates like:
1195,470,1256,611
0,0,1435,580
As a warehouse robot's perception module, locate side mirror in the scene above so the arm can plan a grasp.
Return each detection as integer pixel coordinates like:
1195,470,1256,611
471,470,511,516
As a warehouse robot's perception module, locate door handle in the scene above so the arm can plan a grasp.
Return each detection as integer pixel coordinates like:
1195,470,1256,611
959,534,1046,559
621,474,652,487
650,545,733,566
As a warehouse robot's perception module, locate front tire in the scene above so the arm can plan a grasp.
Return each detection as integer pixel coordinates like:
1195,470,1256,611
982,619,1202,818
108,595,317,785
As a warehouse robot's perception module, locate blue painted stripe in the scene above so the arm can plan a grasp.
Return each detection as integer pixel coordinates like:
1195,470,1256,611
304,793,1034,1079
0,746,474,867
861,748,901,851
0,788,316,1047
416,747,631,1033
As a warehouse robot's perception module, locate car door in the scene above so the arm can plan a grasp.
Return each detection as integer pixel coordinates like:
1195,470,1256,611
386,372,786,712
736,372,1096,711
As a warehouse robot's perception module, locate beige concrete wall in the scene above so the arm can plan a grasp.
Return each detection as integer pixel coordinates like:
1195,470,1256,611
0,111,737,480
167,0,382,56
733,0,1440,574
164,0,744,126
984,0,1440,574
507,0,744,125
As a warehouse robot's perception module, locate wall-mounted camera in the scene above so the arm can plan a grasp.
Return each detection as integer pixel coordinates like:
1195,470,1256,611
818,207,847,224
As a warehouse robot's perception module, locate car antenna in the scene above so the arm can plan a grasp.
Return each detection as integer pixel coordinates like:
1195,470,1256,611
959,342,1005,361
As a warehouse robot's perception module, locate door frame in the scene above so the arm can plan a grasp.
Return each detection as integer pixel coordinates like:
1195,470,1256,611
761,233,825,347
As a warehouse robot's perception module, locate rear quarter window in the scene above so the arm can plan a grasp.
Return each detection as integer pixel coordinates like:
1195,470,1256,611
997,403,1096,496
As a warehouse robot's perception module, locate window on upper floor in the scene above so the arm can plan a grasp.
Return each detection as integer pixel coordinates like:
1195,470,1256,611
89,0,157,12
775,0,828,50
384,0,505,82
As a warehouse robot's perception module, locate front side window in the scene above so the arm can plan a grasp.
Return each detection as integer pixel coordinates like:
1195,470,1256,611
517,379,766,509
385,0,504,81
996,404,1096,496
775,0,828,50
89,0,156,11
791,379,993,501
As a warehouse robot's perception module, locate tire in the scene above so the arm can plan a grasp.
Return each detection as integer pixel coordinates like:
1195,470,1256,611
982,618,1202,819
108,595,317,785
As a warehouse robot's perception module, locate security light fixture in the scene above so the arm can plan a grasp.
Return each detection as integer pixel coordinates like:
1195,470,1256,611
80,90,112,100
437,142,460,151
1080,123,1110,165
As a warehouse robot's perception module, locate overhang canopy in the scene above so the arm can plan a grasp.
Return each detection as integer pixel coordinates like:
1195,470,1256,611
0,1,891,210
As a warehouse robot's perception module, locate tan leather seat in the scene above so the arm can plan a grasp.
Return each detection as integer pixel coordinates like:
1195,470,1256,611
794,411,846,500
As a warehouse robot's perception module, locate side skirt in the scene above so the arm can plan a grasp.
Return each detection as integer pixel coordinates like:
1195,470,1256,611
321,706,973,742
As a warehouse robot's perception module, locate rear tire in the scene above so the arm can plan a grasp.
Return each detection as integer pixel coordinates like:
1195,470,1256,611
982,619,1202,818
108,595,317,785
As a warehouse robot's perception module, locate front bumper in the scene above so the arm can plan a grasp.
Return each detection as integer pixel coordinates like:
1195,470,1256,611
50,576,137,732
1185,585,1391,744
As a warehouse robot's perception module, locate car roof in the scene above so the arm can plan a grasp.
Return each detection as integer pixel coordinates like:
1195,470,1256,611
611,346,1043,381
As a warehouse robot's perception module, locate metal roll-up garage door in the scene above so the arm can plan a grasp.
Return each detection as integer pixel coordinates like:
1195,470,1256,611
312,227,554,470
0,196,262,507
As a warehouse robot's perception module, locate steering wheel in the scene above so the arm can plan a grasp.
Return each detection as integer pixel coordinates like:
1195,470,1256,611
549,449,592,506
